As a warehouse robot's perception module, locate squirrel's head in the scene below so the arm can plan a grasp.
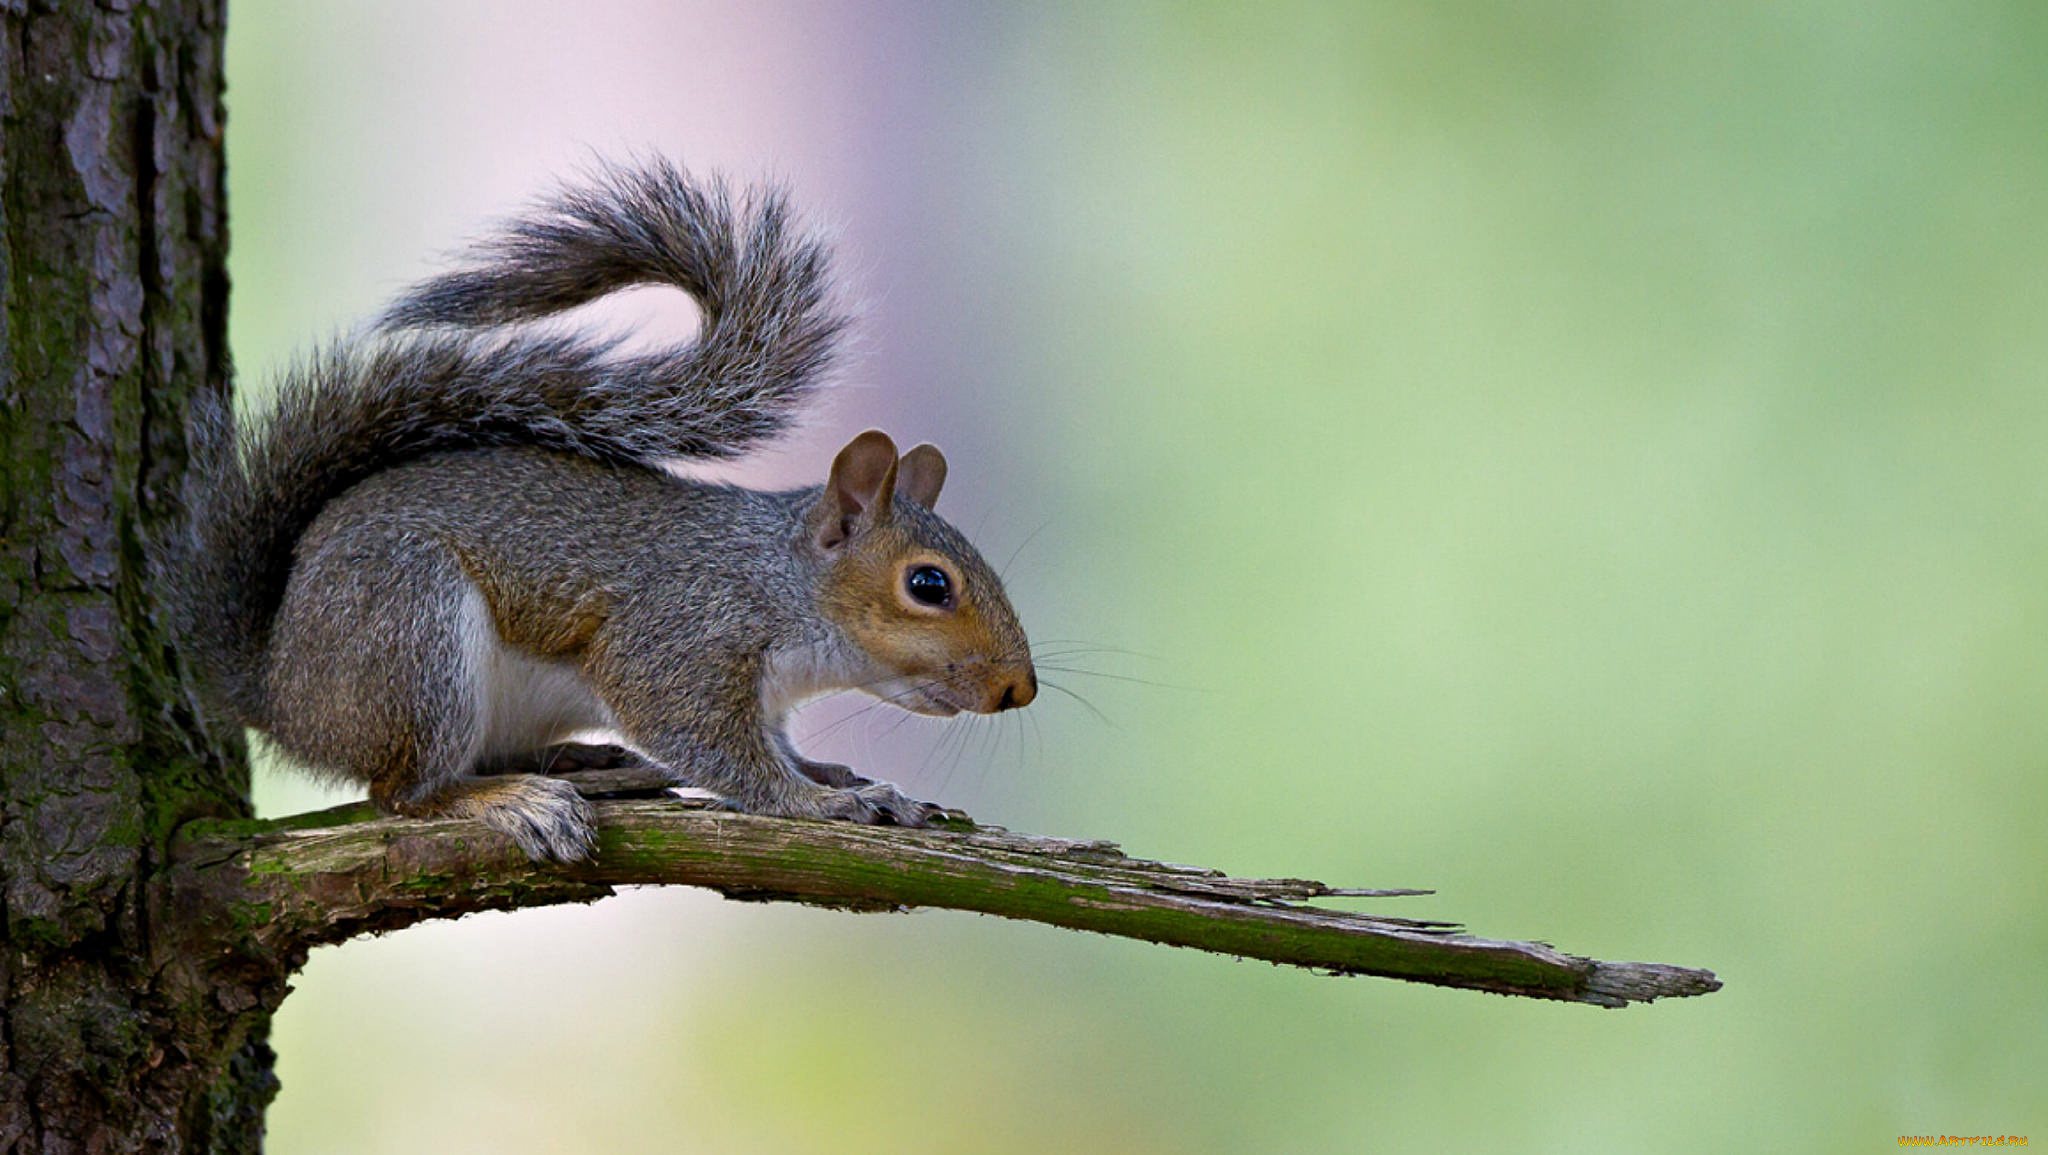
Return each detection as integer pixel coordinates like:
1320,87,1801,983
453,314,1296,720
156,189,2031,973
807,430,1036,717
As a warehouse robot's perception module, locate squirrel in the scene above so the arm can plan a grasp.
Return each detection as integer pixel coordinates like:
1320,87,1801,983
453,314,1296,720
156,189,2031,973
171,159,1036,862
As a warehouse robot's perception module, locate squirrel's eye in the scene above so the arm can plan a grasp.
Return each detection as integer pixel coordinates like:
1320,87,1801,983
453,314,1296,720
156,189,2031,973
905,565,952,607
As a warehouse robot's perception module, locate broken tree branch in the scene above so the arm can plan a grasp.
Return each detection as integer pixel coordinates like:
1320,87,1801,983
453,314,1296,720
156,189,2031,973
170,773,1720,1008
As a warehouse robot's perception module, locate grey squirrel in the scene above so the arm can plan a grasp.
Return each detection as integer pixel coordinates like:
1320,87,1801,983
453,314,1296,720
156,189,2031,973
173,160,1036,861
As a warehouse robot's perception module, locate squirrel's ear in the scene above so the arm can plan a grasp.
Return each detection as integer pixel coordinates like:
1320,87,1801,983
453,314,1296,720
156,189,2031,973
816,429,899,549
896,443,947,509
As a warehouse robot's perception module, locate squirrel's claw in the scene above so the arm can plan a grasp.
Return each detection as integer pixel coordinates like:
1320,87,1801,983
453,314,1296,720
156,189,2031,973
818,781,939,828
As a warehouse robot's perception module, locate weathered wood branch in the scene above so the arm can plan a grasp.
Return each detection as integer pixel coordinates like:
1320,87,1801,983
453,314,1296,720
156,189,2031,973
169,772,1720,1008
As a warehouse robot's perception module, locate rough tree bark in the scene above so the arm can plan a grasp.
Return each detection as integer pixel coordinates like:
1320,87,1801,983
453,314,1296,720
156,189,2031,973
0,6,1719,1150
0,3,275,1150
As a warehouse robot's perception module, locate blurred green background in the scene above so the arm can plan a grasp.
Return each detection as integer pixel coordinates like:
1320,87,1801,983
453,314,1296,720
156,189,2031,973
228,3,2045,1151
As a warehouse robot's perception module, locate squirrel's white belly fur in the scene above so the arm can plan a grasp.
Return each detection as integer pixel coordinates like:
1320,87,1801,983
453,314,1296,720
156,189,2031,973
458,586,618,760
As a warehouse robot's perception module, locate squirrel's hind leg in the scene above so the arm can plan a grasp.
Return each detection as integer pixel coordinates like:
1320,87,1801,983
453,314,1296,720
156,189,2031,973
267,534,596,861
372,584,597,861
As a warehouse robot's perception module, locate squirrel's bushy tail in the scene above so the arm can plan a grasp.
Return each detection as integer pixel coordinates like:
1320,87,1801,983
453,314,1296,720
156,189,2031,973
174,160,845,723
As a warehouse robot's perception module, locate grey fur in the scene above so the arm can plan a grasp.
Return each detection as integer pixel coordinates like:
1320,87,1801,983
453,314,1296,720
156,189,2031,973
169,161,1033,862
175,161,843,724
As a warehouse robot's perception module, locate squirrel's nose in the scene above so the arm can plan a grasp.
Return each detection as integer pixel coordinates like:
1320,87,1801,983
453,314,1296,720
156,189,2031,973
990,665,1037,712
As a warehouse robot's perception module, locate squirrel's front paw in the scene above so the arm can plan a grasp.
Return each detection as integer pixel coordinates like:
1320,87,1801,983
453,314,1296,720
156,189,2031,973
794,758,872,789
816,781,939,828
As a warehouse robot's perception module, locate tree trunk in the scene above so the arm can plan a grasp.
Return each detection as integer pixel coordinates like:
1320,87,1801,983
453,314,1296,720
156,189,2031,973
0,4,273,1150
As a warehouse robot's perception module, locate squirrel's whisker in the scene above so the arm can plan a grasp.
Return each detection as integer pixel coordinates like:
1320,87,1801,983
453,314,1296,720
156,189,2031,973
1036,677,1115,729
1031,664,1192,692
